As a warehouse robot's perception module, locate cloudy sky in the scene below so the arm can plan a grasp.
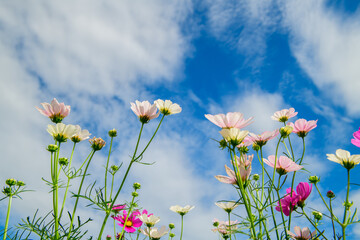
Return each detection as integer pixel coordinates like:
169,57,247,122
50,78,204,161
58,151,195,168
1,0,360,239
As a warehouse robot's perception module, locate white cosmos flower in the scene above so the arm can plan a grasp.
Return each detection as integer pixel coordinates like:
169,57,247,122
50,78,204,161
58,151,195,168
138,214,160,227
141,226,168,239
47,123,78,142
327,149,360,170
215,201,240,213
220,128,249,146
154,99,182,115
169,205,194,216
71,125,91,143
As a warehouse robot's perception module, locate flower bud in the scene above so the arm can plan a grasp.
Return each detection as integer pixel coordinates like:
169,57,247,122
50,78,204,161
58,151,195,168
169,223,175,229
47,144,59,152
219,139,228,149
237,145,249,154
169,233,175,238
132,202,138,208
343,201,353,210
326,190,335,199
253,174,260,181
59,157,69,166
312,211,323,221
106,235,112,240
131,192,139,197
108,129,117,137
2,187,11,196
16,181,25,186
280,126,293,138
213,221,219,227
308,175,320,184
110,165,119,173
6,178,17,186
89,137,106,151
133,182,141,190
252,144,260,151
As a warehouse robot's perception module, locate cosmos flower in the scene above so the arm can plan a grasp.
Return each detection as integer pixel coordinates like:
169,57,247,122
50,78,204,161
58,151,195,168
113,210,142,233
351,128,360,148
130,100,160,123
138,212,160,227
205,112,254,129
154,99,182,115
287,226,316,240
271,108,298,122
327,149,360,170
215,165,237,185
141,226,168,239
295,182,312,207
245,129,279,147
212,219,238,237
169,205,194,216
71,125,91,143
215,201,240,213
47,123,78,142
220,128,249,147
275,191,300,216
89,137,106,151
287,119,317,138
36,98,71,123
109,204,126,215
263,155,303,175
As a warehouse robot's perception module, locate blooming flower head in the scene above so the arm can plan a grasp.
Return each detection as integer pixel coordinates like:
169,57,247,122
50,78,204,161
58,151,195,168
215,165,237,185
89,137,106,151
245,129,279,147
138,210,160,228
215,201,240,213
271,108,298,123
205,112,254,129
352,128,360,148
326,149,360,170
287,119,317,138
263,155,303,175
287,226,316,240
295,182,312,207
154,99,182,116
220,128,249,147
131,100,160,123
71,125,91,143
141,226,168,240
109,204,126,215
236,154,253,182
212,219,238,237
47,123,78,142
36,98,71,123
169,205,194,216
113,210,142,233
275,191,300,216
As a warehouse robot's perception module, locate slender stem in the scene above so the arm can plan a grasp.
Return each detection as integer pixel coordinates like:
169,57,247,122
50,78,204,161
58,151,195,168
59,142,77,219
118,195,136,239
275,175,288,240
342,169,351,240
3,196,12,240
314,184,332,215
301,208,328,240
148,226,151,240
54,142,61,240
329,198,336,240
180,215,184,240
110,174,115,200
67,150,95,239
270,193,280,240
228,212,232,240
105,137,114,203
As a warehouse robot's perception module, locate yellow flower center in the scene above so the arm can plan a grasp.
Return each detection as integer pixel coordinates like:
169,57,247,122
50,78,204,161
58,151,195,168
125,220,132,227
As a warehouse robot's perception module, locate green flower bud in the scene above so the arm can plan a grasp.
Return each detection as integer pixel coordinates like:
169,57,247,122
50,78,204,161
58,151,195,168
253,174,260,181
89,137,106,151
131,192,139,197
326,190,335,199
2,187,12,196
47,144,59,152
238,145,249,154
132,202,138,208
169,223,175,229
16,181,25,187
108,129,117,137
219,139,227,149
343,201,353,210
59,157,68,166
312,211,323,221
106,235,112,240
280,126,293,138
110,165,120,174
133,182,141,190
169,233,175,238
213,221,219,227
252,144,260,151
309,175,320,184
6,178,17,186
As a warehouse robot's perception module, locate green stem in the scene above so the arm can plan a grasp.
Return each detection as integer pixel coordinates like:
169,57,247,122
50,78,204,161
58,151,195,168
119,195,136,239
228,212,232,240
301,208,328,240
53,142,61,240
3,196,12,240
180,215,184,240
275,176,288,240
105,137,114,203
342,169,351,240
67,150,95,239
329,198,336,240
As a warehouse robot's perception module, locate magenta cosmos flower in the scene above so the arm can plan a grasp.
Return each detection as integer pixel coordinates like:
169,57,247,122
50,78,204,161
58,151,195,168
287,226,316,240
271,108,298,123
113,210,142,233
130,100,160,124
205,112,254,129
245,129,279,147
36,98,71,123
263,155,303,175
287,119,317,138
351,128,360,148
295,182,312,207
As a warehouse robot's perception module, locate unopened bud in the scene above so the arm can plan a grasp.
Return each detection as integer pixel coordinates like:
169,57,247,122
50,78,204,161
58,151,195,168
47,144,58,152
59,157,68,166
252,144,260,151
237,145,249,154
312,211,323,221
169,233,175,238
169,223,175,229
111,165,119,173
2,187,11,196
133,182,141,190
326,190,335,199
6,178,17,186
253,174,260,181
343,201,353,210
131,192,139,197
280,126,293,138
213,221,219,227
108,129,117,137
106,235,112,240
89,137,106,151
16,181,25,187
309,176,320,184
219,139,227,149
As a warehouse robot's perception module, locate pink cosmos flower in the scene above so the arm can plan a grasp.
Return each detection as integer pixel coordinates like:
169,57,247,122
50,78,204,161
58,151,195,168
351,128,360,148
215,155,253,184
205,112,254,129
263,155,303,175
271,108,298,122
130,100,160,123
287,119,317,138
245,129,279,147
275,190,300,216
215,165,237,184
113,210,142,233
287,226,316,240
295,182,312,207
109,204,126,214
36,98,71,123
212,218,238,236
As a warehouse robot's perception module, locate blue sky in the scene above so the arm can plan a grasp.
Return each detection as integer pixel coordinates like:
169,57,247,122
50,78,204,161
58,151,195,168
1,0,360,239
